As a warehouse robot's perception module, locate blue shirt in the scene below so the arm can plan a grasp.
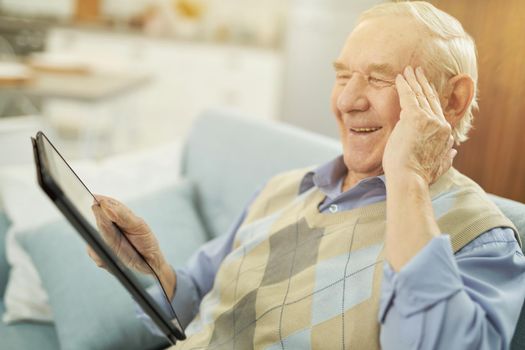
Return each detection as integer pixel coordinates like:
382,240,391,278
138,156,525,349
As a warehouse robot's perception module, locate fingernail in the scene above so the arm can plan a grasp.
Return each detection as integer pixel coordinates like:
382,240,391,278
451,149,458,158
404,66,410,74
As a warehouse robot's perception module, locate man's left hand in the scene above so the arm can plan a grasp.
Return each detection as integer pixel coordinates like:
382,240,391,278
383,66,456,185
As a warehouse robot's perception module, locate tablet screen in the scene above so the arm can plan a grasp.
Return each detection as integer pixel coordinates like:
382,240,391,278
38,133,183,337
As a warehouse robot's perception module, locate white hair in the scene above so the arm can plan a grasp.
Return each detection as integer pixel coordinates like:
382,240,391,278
358,1,478,144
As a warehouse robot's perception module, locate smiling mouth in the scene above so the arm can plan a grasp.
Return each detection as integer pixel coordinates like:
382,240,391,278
349,127,382,134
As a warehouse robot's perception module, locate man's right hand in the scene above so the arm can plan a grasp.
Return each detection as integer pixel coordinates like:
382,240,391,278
87,195,176,299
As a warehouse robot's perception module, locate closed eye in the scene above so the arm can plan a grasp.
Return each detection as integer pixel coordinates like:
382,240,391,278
336,73,351,86
335,72,395,87
368,76,394,87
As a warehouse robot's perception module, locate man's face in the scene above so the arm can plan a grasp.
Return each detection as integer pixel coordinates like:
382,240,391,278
331,17,426,182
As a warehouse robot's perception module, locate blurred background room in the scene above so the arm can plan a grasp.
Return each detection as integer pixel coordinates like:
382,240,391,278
0,0,524,201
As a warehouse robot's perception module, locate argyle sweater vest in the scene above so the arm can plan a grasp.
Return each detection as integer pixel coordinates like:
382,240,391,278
176,167,519,350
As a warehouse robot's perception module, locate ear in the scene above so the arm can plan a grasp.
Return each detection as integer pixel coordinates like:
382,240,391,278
442,74,475,127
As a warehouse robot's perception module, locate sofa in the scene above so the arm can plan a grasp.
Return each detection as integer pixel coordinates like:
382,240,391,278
0,109,524,349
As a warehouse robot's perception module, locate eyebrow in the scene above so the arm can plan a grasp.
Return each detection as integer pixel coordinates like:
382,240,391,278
332,61,397,76
332,61,349,72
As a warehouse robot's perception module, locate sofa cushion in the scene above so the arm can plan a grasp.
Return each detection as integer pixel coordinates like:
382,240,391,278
181,109,341,239
0,210,10,297
17,180,208,350
488,194,525,251
0,300,59,350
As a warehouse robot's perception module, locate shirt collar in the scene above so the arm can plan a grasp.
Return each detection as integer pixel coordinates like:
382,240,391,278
299,155,386,198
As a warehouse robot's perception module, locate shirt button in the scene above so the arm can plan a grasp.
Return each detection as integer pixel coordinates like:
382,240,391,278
329,204,338,213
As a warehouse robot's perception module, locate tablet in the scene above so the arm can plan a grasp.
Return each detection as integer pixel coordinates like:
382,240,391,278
31,131,186,344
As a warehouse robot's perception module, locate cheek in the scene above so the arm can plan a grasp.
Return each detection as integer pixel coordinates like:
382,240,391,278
330,85,340,116
331,85,345,128
373,88,401,128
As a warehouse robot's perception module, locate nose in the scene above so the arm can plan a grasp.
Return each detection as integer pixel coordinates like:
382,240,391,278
336,75,370,113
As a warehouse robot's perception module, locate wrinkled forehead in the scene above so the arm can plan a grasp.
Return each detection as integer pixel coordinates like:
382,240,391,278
337,16,428,73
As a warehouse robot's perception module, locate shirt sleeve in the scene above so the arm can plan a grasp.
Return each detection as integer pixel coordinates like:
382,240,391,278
135,187,263,336
379,227,525,350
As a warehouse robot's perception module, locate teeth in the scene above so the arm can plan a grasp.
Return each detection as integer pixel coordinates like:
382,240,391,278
352,127,380,132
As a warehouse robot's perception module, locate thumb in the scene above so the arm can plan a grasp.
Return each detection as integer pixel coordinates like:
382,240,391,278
433,148,457,184
86,245,106,269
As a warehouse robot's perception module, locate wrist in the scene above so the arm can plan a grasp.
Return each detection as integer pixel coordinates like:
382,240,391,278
385,173,430,205
386,170,428,193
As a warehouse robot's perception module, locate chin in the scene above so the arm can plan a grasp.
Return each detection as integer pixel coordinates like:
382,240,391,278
343,153,383,178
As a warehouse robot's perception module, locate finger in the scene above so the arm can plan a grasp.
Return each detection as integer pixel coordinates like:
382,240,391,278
430,82,449,124
447,134,454,150
92,196,128,231
92,204,121,248
94,194,119,210
450,148,458,160
441,139,457,174
86,245,106,269
92,203,112,227
431,147,457,185
443,148,457,173
97,197,148,233
395,74,420,112
403,66,433,114
415,67,444,118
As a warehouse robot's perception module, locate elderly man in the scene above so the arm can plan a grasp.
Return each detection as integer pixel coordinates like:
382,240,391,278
89,1,525,349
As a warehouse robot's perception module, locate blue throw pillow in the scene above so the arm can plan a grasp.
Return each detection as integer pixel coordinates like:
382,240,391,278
18,179,208,350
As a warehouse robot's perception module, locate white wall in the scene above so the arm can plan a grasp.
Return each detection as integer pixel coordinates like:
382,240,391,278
281,0,385,139
1,0,73,18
